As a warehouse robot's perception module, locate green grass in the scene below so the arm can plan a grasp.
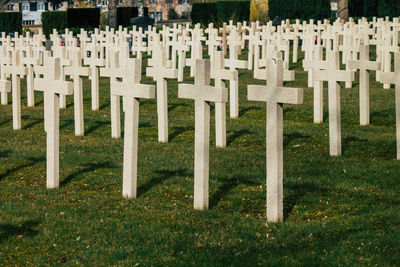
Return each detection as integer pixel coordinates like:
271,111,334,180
0,48,399,266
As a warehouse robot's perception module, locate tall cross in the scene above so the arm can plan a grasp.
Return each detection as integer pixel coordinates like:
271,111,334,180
112,58,155,198
64,50,90,136
0,46,11,105
314,50,355,156
178,59,228,210
247,56,303,222
224,30,248,118
348,45,381,126
21,46,40,107
377,53,400,160
303,45,327,123
100,50,126,138
211,51,238,148
3,49,27,130
84,43,105,111
175,35,189,82
146,48,178,143
34,56,73,189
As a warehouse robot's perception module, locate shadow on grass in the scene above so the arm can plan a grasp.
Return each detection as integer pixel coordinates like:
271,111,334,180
60,161,115,187
0,220,40,242
342,136,367,155
210,176,258,209
0,156,45,181
22,118,43,130
239,106,261,117
0,118,11,127
0,149,11,158
283,132,311,147
168,103,186,112
169,126,193,142
283,181,328,220
138,168,190,197
86,120,110,135
226,129,251,146
60,119,74,130
99,102,110,110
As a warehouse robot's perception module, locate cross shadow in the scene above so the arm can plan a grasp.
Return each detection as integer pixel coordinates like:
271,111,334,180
35,99,44,106
99,102,110,110
0,220,40,242
226,129,251,146
22,118,43,130
0,118,11,127
209,176,258,208
138,168,189,197
342,136,367,155
283,132,311,148
60,161,115,187
239,106,261,117
283,181,328,220
60,119,74,130
0,156,45,181
85,120,109,135
0,149,11,158
169,126,193,142
168,103,186,112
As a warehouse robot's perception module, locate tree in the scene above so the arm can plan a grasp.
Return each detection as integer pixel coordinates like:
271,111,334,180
337,0,349,22
108,0,118,28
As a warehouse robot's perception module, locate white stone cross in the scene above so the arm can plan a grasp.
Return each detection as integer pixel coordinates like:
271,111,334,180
21,46,40,107
211,51,238,148
3,49,27,130
176,35,189,82
0,46,11,105
34,56,73,189
377,53,400,160
84,43,105,111
348,45,381,126
178,59,228,210
224,31,248,118
112,58,155,198
302,45,327,123
247,55,303,222
64,50,90,136
100,50,126,138
146,49,178,143
314,50,355,156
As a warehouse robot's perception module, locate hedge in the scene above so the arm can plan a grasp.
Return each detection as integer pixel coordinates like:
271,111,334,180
0,12,22,34
191,2,217,25
269,0,331,20
216,1,250,23
191,1,250,26
41,11,67,37
117,7,149,27
67,8,100,28
347,0,399,19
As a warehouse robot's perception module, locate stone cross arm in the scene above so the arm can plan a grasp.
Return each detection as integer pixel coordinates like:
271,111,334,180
112,82,155,99
348,59,380,71
224,59,248,69
0,79,11,93
3,65,27,76
211,69,238,81
64,65,90,77
377,71,400,85
178,84,228,103
100,67,126,78
248,85,303,104
84,57,105,67
314,69,354,83
34,79,73,95
146,67,177,80
302,59,328,70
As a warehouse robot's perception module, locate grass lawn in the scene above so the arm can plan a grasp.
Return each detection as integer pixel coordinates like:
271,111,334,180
0,48,399,266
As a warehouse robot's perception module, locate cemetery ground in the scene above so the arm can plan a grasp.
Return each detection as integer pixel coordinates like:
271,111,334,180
0,49,399,265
